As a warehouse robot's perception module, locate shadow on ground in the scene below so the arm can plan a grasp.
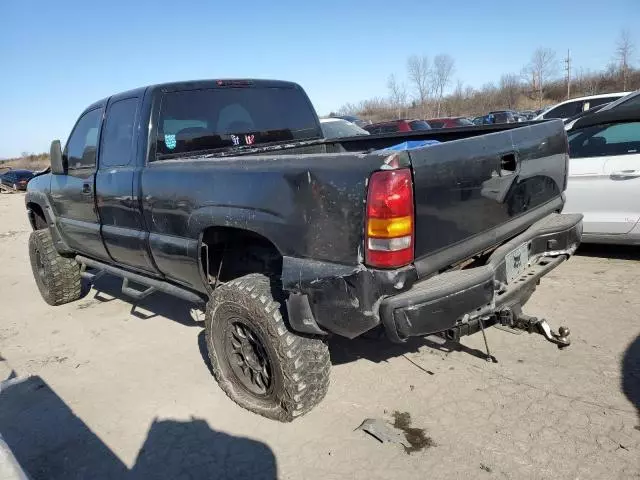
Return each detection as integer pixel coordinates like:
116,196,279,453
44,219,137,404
328,330,491,365
0,376,277,480
84,274,202,327
577,244,640,261
622,333,640,428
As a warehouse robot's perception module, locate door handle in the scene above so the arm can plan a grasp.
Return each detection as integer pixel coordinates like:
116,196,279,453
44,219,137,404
82,183,92,194
610,170,640,180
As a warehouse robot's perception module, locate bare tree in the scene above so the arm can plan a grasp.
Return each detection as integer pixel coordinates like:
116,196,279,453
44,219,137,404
499,74,521,109
523,48,558,107
387,74,408,119
445,79,466,116
432,54,455,116
575,68,601,95
615,29,635,90
407,55,430,115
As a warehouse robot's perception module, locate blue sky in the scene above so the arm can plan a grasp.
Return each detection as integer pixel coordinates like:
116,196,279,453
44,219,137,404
1,0,639,158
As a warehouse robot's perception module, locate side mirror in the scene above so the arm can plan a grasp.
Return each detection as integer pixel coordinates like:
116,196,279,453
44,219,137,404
50,140,66,175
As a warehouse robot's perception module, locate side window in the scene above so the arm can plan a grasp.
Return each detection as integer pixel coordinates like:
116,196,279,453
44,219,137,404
588,97,616,109
65,108,102,175
543,101,582,119
569,122,640,158
100,98,138,168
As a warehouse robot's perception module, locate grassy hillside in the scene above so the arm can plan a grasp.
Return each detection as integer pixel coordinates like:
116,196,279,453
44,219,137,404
0,153,50,173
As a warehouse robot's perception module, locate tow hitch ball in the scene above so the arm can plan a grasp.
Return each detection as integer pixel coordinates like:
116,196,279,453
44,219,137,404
499,309,571,349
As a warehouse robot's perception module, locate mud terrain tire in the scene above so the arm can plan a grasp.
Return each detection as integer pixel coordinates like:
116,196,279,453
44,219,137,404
28,229,82,306
205,273,330,421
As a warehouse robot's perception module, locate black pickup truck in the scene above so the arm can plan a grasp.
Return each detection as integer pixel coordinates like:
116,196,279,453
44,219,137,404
25,79,582,421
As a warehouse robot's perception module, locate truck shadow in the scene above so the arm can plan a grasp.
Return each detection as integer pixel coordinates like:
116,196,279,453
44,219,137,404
86,274,202,327
622,334,640,429
328,331,490,365
0,376,277,480
576,244,640,260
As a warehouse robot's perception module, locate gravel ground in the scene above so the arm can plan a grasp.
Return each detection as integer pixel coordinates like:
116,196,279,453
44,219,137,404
0,192,638,479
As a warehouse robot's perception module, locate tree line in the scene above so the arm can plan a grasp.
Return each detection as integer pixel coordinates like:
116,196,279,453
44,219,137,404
333,29,639,123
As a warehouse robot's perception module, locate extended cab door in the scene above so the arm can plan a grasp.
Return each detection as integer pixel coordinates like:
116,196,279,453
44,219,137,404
50,107,111,261
95,93,160,274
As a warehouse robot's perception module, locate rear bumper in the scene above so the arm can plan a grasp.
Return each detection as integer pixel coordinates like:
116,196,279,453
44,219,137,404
379,213,583,342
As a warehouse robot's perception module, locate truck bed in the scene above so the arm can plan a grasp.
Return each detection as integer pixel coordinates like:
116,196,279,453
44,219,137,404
144,120,568,287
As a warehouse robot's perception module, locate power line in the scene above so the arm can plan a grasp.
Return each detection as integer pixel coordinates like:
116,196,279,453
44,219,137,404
564,49,571,100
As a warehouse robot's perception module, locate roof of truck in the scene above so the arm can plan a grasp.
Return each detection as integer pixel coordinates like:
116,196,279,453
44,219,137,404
83,79,301,114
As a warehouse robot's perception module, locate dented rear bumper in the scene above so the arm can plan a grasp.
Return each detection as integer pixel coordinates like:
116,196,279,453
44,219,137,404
282,213,582,341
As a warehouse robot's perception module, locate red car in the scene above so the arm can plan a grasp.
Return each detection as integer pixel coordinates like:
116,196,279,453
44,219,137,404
363,119,431,134
426,117,475,129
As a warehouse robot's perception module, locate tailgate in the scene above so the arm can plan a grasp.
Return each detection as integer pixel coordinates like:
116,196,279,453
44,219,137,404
408,120,568,276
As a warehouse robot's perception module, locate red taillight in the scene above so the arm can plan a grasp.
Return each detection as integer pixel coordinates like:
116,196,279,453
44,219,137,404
365,168,414,268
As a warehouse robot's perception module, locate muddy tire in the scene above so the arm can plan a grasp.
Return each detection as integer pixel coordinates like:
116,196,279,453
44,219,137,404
28,229,82,306
205,273,330,422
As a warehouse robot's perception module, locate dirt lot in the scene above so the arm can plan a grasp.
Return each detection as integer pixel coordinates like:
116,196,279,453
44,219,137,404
0,192,638,479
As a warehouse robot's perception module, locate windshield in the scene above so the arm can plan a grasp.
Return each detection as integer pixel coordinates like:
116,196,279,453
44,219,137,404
602,91,640,111
409,120,431,130
320,120,369,139
156,87,322,156
455,118,474,126
15,171,33,180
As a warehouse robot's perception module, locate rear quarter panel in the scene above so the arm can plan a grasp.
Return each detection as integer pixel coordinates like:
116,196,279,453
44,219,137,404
141,152,392,289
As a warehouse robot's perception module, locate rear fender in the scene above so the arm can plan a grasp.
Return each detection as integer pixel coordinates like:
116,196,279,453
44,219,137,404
187,205,289,254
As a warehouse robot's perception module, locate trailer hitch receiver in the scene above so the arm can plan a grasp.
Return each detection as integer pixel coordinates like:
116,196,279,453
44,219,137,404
499,309,571,349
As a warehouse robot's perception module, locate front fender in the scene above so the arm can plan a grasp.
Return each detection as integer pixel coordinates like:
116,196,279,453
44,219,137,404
24,188,74,255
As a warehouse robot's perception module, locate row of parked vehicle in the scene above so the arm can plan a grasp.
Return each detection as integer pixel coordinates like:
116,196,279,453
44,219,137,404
324,89,640,246
323,92,634,139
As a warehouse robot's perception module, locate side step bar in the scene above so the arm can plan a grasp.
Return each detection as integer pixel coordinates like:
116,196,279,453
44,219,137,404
76,255,206,306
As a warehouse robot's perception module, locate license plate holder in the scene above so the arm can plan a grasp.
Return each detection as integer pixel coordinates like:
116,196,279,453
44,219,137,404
505,242,530,284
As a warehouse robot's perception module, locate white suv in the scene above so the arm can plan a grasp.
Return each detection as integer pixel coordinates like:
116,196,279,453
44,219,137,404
533,92,631,121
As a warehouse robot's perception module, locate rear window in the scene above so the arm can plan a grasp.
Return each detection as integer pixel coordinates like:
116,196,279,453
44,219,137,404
428,121,444,129
409,120,431,131
455,118,474,126
156,86,321,156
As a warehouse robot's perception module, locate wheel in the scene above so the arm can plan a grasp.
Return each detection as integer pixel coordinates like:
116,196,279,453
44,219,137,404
205,273,330,421
28,229,82,305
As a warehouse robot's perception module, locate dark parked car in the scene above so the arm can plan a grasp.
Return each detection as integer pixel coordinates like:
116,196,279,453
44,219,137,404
488,111,518,124
363,119,431,134
26,78,581,422
519,110,536,120
426,117,475,129
1,169,34,191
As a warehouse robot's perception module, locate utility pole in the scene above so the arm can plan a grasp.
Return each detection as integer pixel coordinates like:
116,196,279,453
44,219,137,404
564,49,571,100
